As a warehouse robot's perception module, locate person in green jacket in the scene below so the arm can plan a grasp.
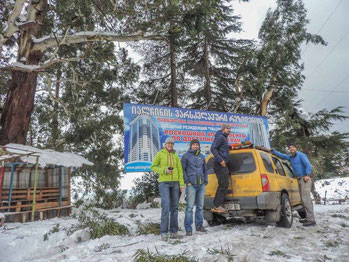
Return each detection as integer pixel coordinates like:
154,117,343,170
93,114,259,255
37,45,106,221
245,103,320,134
151,137,184,240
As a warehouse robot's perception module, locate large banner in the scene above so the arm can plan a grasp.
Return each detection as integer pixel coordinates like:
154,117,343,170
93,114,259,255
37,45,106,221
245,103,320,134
123,103,270,172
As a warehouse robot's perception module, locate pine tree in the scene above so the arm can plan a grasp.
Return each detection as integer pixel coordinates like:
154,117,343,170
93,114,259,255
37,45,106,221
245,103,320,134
255,0,326,116
0,0,161,144
271,105,349,179
182,0,252,112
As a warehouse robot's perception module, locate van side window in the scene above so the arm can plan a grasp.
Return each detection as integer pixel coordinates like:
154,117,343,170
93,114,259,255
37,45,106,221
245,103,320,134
207,157,214,174
228,153,256,174
259,152,274,173
272,157,286,176
283,162,295,178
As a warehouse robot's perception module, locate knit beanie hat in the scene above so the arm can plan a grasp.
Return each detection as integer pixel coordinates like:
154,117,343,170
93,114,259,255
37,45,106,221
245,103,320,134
190,139,200,148
164,137,175,144
221,123,230,130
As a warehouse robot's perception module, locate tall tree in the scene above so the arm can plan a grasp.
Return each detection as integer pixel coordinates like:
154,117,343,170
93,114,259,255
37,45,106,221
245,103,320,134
0,0,161,145
255,0,326,116
182,0,251,112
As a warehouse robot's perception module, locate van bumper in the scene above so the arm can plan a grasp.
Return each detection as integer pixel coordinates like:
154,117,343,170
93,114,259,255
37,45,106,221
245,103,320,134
204,192,281,211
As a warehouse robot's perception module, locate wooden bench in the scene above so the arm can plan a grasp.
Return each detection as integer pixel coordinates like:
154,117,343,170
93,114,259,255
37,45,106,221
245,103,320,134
2,188,61,202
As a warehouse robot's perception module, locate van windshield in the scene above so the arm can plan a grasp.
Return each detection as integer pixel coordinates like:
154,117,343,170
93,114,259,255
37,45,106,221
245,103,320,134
228,153,256,174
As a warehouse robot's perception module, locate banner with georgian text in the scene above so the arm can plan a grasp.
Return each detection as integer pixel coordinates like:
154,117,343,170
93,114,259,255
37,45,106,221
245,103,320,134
123,103,270,172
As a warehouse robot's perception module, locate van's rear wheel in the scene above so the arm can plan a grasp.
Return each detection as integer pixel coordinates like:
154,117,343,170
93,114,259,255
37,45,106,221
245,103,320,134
207,213,226,226
276,193,293,228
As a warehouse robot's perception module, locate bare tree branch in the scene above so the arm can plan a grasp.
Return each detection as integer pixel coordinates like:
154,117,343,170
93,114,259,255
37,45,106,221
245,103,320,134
32,31,165,52
0,0,27,50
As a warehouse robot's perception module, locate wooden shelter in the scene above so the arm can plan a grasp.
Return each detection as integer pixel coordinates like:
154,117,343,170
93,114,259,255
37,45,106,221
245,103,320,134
0,144,92,223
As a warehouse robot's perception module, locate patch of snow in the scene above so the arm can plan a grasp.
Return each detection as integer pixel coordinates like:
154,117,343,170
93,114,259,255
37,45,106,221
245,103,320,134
10,62,40,70
0,177,348,261
315,177,349,200
4,143,93,167
136,202,151,209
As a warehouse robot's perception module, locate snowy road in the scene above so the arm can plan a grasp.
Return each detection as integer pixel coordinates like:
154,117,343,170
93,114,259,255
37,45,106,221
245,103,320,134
0,203,348,262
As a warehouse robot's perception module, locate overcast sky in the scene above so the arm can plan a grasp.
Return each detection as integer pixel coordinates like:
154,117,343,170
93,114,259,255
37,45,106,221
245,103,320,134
234,0,349,133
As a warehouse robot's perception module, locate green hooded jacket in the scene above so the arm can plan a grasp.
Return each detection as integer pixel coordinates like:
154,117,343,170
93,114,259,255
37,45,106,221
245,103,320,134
151,148,184,186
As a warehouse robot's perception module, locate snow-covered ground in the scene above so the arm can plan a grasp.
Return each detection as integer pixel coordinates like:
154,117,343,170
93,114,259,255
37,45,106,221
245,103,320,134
1,178,349,262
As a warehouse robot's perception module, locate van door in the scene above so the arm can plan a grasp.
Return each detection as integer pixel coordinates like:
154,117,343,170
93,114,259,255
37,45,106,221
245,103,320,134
227,151,262,197
282,162,301,205
271,156,296,203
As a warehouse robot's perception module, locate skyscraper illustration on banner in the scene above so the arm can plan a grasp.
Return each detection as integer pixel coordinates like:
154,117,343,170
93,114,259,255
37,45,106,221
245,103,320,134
249,122,270,148
128,115,160,163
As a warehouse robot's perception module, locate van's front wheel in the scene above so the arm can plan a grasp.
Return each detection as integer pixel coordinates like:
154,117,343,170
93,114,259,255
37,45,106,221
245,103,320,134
276,193,293,228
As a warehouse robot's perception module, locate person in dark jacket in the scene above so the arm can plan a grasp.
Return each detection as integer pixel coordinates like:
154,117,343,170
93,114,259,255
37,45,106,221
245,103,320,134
210,124,232,213
181,139,208,236
271,143,316,226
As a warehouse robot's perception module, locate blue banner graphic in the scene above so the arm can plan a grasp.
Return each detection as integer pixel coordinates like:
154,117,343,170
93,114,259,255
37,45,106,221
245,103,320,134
123,103,270,172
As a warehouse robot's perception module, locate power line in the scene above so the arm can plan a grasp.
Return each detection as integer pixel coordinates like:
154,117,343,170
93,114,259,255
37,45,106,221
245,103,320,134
302,0,344,55
306,28,349,80
302,88,349,93
311,73,349,112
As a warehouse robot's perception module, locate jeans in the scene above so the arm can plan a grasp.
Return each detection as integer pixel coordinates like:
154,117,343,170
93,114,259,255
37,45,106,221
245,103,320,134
213,161,230,207
159,181,179,234
184,184,205,232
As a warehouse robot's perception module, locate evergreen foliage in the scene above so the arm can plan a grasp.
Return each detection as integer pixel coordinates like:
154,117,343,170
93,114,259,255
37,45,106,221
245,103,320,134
271,105,349,178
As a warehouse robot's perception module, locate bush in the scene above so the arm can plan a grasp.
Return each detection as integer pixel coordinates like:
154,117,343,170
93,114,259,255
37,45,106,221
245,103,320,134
137,221,161,235
69,207,129,239
133,248,198,262
43,223,60,241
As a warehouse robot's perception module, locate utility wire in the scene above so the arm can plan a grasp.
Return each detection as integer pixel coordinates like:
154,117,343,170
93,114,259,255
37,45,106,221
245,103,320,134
306,29,349,80
302,88,349,93
302,0,344,55
311,72,349,112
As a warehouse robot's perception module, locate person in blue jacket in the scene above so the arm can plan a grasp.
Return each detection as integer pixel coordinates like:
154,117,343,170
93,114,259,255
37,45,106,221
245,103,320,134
271,143,316,226
181,139,208,236
210,124,232,213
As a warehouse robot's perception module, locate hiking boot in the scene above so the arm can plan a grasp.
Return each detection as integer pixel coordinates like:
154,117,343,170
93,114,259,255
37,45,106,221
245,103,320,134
196,225,206,232
186,231,192,236
303,221,316,227
161,233,168,241
170,232,182,239
211,206,227,214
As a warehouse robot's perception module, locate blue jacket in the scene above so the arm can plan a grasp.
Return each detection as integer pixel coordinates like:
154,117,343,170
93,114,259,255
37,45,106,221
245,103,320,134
211,130,231,164
271,149,312,177
181,149,208,186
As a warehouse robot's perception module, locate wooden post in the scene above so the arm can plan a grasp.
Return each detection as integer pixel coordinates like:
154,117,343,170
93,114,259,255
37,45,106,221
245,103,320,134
8,164,15,211
59,166,63,207
31,156,39,222
324,190,327,205
0,162,5,204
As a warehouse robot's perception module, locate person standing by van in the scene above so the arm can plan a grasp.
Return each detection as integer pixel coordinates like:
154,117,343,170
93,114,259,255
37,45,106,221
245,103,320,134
210,124,232,213
181,139,208,236
151,137,184,240
271,144,316,227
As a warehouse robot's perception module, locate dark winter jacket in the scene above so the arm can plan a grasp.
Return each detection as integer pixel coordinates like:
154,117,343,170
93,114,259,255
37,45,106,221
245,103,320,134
210,130,231,164
181,149,208,186
271,149,312,177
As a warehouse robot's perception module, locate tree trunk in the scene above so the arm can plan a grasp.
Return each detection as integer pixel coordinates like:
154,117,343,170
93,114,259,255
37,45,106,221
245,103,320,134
203,37,212,110
169,41,178,107
259,73,277,116
49,69,61,149
0,0,48,145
